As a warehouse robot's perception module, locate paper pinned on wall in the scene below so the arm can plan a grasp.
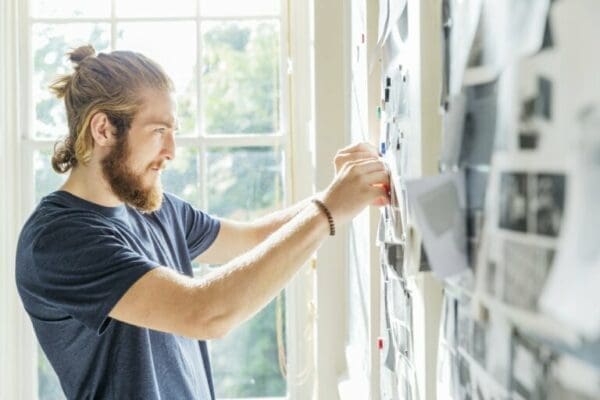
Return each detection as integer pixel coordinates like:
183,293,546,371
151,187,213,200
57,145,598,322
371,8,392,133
405,172,469,279
539,105,600,340
506,0,551,60
377,0,390,47
440,93,467,170
471,0,550,76
377,0,408,47
448,0,483,95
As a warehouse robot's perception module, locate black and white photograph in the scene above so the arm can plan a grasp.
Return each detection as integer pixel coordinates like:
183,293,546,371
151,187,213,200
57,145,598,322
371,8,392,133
510,334,548,400
502,240,554,310
472,320,488,367
456,301,473,356
459,80,499,167
485,260,498,297
457,353,473,400
531,173,565,237
499,172,528,232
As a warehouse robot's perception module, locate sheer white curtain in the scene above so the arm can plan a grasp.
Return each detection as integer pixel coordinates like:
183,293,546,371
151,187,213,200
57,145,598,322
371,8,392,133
1,0,38,399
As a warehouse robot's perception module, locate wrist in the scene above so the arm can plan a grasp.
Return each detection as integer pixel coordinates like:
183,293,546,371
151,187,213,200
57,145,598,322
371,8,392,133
311,198,335,236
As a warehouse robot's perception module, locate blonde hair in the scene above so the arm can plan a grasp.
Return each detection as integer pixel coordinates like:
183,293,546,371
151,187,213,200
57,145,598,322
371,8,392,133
50,45,173,173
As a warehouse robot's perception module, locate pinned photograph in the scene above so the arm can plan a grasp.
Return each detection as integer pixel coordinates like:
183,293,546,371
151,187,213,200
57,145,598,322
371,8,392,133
510,334,548,400
531,173,565,237
499,172,528,232
457,353,473,400
471,320,487,367
502,240,554,310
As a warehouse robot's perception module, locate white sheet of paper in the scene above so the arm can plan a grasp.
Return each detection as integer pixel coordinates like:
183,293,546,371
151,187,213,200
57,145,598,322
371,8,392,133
539,106,600,340
551,353,600,397
405,172,469,279
377,0,389,45
382,150,407,244
441,93,467,170
449,0,483,95
475,0,550,75
377,0,407,47
506,0,550,60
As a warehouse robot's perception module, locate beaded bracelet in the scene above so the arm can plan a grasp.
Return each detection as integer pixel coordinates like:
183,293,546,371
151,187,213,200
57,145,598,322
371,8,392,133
312,198,335,236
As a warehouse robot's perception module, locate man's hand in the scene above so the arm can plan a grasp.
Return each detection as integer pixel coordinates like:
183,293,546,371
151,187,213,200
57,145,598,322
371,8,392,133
319,158,390,226
333,142,380,175
332,142,389,207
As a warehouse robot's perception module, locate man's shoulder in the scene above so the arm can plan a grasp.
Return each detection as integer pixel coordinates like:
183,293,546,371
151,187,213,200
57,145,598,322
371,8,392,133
158,192,194,216
20,192,116,244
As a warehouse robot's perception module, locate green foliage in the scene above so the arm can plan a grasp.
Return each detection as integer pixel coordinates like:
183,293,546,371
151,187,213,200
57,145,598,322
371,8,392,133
202,21,280,134
207,147,282,219
211,296,287,397
38,348,65,400
33,24,109,138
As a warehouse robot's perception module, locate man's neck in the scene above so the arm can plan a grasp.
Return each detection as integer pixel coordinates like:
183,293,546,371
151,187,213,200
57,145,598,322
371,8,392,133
60,165,123,208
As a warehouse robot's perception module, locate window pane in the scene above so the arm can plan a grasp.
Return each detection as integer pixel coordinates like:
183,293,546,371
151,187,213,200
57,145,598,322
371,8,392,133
32,0,110,18
206,146,285,397
34,150,67,399
161,147,201,207
116,0,196,18
202,21,280,134
207,147,283,219
38,347,66,400
33,23,110,139
210,297,286,398
117,22,198,136
35,150,68,204
202,0,279,17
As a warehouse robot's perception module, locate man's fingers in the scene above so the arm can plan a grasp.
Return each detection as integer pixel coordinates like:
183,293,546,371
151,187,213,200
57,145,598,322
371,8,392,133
369,185,391,203
339,141,379,156
371,196,390,207
347,158,388,175
362,170,390,186
335,152,378,168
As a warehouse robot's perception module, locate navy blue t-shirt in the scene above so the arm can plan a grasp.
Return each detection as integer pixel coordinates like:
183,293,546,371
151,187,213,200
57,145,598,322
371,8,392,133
15,190,221,399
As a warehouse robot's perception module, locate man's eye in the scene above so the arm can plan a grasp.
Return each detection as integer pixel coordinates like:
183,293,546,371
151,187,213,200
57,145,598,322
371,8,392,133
154,128,166,134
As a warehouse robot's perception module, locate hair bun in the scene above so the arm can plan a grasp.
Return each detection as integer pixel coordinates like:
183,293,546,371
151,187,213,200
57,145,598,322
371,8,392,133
68,44,96,65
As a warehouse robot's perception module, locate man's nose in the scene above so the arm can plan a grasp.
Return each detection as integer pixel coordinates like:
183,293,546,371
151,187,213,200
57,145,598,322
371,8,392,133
163,131,176,160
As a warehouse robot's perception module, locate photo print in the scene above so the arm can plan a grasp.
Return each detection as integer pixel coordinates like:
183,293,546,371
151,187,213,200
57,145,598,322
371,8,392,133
510,333,549,400
456,353,473,400
498,171,566,238
499,172,528,232
502,240,554,310
531,173,565,237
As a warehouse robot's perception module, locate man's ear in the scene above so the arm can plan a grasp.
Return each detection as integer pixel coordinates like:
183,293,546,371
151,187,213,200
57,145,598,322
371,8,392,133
89,112,116,147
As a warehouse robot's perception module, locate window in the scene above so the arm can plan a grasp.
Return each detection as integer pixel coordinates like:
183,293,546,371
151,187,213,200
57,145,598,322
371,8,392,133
24,0,291,398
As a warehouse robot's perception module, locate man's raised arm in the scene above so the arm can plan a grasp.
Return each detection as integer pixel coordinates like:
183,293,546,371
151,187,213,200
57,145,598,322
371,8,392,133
109,157,389,340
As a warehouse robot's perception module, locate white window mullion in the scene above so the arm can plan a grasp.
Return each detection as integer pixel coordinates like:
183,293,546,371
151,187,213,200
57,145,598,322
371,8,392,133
196,0,207,210
199,14,280,22
196,0,203,138
31,17,196,24
284,0,317,397
200,145,209,212
9,0,40,398
110,0,117,50
279,0,291,208
201,134,284,148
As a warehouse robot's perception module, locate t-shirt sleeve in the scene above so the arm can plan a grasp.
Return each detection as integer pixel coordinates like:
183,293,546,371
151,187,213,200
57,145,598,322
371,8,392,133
31,217,157,334
176,197,221,260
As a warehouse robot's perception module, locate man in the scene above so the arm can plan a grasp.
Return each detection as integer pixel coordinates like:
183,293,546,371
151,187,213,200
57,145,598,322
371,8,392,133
15,45,389,399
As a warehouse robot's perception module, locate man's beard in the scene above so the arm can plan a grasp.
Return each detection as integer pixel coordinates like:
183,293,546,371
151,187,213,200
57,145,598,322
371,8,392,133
101,136,164,213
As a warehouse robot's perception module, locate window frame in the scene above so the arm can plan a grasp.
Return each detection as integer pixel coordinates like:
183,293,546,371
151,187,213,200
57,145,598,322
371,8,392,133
1,0,317,398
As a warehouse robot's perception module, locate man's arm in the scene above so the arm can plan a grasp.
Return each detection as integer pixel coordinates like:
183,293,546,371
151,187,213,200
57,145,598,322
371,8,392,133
109,157,389,340
197,198,312,265
198,142,381,265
